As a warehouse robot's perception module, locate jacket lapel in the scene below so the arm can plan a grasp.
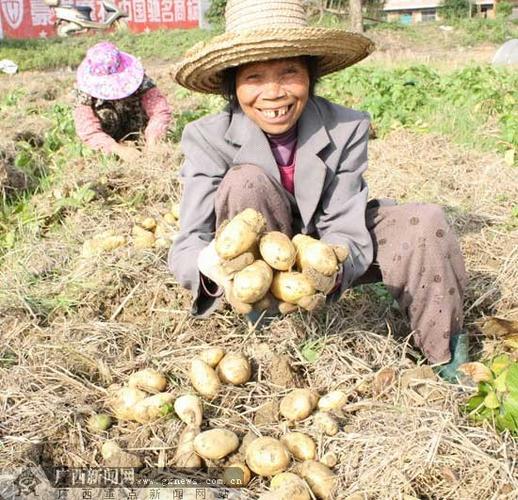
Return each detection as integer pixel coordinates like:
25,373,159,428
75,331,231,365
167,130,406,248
224,99,331,228
295,99,331,228
225,108,281,183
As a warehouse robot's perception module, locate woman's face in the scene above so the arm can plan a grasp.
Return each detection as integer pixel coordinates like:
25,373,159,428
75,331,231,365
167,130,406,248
235,57,310,135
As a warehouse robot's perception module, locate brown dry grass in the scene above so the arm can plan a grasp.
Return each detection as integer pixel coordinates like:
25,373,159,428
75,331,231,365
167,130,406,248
0,58,517,500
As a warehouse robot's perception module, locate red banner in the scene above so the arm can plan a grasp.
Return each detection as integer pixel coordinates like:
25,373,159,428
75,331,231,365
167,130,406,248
0,0,199,39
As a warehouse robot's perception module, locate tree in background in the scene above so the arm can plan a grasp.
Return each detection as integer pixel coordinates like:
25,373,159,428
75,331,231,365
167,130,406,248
440,0,473,19
349,0,364,32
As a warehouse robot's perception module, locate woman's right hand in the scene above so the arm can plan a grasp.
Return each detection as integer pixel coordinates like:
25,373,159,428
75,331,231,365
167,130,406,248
112,144,141,163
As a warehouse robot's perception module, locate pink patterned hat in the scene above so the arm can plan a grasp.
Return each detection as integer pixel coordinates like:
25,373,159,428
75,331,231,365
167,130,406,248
77,42,144,100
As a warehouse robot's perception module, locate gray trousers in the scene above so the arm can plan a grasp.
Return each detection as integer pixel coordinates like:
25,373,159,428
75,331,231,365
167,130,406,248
215,165,467,364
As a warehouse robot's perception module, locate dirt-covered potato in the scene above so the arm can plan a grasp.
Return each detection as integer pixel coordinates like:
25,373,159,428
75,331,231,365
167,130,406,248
281,432,317,461
279,389,319,421
320,452,338,468
259,231,297,271
134,216,157,231
131,392,174,423
128,368,167,394
292,235,338,276
174,425,202,468
223,463,252,487
190,358,221,398
313,412,339,436
174,395,203,426
132,225,156,249
87,413,112,433
81,232,126,257
233,260,273,303
101,441,143,468
245,437,291,476
296,461,337,499
216,353,252,385
215,208,266,259
109,386,147,421
270,472,311,500
317,390,347,412
193,429,240,460
271,272,316,304
199,347,225,367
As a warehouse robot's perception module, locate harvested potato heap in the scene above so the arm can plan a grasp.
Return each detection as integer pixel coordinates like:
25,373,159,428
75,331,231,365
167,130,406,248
214,208,349,314
132,201,180,249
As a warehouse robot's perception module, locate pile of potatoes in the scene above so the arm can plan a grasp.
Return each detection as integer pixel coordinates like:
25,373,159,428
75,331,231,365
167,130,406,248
131,202,180,249
216,208,344,309
190,347,252,399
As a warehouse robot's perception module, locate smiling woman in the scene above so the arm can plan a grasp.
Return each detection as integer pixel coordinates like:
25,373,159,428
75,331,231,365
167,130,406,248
168,0,470,383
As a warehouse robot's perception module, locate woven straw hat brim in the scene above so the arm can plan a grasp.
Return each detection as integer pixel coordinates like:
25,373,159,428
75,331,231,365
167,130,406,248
173,27,375,94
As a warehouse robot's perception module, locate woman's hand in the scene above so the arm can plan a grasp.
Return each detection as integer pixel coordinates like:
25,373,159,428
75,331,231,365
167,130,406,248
112,143,141,163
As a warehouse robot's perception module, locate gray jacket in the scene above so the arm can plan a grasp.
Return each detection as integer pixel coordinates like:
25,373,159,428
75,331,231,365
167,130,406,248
168,96,374,315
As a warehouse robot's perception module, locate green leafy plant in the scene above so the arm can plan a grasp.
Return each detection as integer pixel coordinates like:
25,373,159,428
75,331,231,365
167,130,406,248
440,0,473,20
461,355,518,434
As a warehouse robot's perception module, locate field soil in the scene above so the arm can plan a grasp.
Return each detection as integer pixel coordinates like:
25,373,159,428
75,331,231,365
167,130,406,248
0,32,516,500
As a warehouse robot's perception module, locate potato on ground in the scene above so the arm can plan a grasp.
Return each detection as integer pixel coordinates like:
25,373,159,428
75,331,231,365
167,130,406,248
313,412,339,436
128,368,167,394
245,437,291,476
193,429,239,460
131,393,174,423
292,234,338,276
296,461,337,499
199,347,225,368
101,441,143,468
317,390,347,411
281,432,317,461
215,208,266,259
267,472,311,500
233,260,273,303
279,389,319,421
223,463,252,487
260,231,296,270
190,358,220,398
174,394,203,426
109,386,147,421
174,425,203,468
216,353,252,385
271,271,315,305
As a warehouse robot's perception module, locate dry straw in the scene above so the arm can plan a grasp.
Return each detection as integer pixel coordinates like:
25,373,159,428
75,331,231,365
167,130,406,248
173,0,375,94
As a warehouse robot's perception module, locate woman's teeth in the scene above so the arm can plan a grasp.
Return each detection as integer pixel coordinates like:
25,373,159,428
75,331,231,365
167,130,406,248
261,106,289,119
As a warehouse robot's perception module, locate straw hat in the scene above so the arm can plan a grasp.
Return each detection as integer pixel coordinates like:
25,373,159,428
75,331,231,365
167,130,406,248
173,0,375,94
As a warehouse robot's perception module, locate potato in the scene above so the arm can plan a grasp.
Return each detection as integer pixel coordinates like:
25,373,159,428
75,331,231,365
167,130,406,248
279,389,319,421
271,272,315,304
193,429,239,460
281,432,317,461
313,412,339,436
174,395,203,426
131,392,174,424
128,368,167,394
260,232,297,271
216,353,252,385
297,461,337,499
87,413,112,433
132,225,156,249
190,358,220,398
223,463,252,487
170,202,180,220
271,472,307,490
110,386,147,421
199,347,225,368
245,437,291,476
163,213,177,225
101,441,143,468
82,233,126,257
317,390,347,411
155,237,172,248
270,472,311,500
293,235,338,277
155,222,173,241
215,208,266,259
233,261,273,303
141,217,157,230
320,452,338,468
174,425,202,468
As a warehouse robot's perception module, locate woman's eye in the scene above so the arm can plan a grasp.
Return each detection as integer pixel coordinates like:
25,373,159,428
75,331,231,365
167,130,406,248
245,74,260,81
